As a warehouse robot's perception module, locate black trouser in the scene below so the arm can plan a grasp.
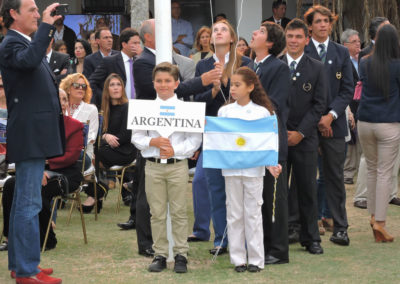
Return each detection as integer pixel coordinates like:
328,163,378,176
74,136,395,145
319,137,348,233
134,153,153,252
262,161,288,261
287,174,300,232
287,149,320,246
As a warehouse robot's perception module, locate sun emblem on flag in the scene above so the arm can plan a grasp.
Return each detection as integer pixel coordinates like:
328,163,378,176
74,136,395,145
236,136,246,147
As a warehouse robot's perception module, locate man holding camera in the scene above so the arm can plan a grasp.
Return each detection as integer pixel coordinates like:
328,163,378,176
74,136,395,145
0,1,65,283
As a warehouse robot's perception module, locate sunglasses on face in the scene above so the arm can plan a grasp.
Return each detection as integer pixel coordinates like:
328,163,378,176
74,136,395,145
72,83,87,90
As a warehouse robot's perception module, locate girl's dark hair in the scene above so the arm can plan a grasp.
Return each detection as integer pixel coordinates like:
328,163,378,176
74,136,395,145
75,39,92,57
232,67,274,114
368,24,400,100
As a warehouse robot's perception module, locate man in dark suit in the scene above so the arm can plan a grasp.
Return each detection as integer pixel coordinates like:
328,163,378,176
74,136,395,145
53,15,77,58
83,27,119,80
263,0,291,28
283,18,327,254
0,1,65,283
359,17,389,62
45,39,69,84
89,28,141,108
131,18,221,257
304,5,354,246
249,21,290,265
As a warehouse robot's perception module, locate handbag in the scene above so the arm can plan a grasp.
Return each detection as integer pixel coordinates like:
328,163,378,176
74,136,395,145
46,171,70,198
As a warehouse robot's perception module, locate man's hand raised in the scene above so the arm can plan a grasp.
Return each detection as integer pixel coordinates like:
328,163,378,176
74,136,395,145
42,3,62,25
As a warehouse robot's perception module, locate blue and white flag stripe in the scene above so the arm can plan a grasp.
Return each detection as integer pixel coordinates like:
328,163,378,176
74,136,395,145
205,116,278,133
203,115,279,169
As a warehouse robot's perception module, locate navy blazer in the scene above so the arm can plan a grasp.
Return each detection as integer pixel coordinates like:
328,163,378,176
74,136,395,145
133,47,203,101
358,58,400,123
48,50,70,83
263,16,291,29
0,24,65,162
83,49,119,79
194,56,251,116
281,54,327,151
249,55,290,162
89,53,130,107
305,40,354,138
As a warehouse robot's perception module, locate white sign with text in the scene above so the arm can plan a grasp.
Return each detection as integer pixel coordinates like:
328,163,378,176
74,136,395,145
127,99,206,137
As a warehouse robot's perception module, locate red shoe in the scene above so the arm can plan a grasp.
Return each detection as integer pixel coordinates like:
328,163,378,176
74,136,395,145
11,267,54,279
15,271,62,284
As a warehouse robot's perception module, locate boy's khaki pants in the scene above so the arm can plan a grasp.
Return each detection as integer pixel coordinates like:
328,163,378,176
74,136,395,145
145,159,189,258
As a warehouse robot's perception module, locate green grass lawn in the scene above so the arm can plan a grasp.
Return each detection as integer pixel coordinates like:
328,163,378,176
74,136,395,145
1,182,400,283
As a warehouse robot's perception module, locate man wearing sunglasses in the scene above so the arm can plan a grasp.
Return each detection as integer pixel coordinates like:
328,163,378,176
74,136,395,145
0,1,65,283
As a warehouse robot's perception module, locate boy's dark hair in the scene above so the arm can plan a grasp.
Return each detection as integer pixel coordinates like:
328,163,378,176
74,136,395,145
1,0,21,29
285,18,308,37
95,27,111,40
261,21,285,56
119,28,139,49
303,5,338,26
369,17,389,40
272,0,286,10
152,62,180,81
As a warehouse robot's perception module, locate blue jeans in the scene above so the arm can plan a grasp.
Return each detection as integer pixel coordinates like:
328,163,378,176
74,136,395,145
317,155,332,219
204,167,228,248
191,152,211,240
8,158,45,277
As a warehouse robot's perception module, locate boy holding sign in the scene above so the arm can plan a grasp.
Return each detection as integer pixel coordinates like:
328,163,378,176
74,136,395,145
131,62,202,273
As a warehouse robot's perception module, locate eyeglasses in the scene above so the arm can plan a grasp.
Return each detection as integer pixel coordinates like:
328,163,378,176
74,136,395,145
72,83,87,90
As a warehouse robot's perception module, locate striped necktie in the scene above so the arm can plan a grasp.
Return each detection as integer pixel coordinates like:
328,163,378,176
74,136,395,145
128,58,135,99
253,62,260,74
289,61,296,78
319,43,327,63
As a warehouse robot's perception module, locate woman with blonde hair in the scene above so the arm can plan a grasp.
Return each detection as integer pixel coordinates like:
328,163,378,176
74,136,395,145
191,19,251,255
190,26,213,64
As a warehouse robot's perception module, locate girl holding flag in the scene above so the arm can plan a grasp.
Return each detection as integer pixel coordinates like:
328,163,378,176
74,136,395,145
217,67,282,272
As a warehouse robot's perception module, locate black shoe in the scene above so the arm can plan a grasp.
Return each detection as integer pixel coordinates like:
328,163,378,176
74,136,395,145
187,235,207,242
247,264,261,272
81,199,102,214
234,264,247,272
344,178,354,184
81,204,94,213
174,254,188,273
389,197,400,206
0,241,8,251
123,195,132,206
305,242,324,254
209,247,227,255
139,248,155,258
330,231,350,246
148,255,167,272
264,254,288,265
117,219,136,230
354,200,367,209
288,230,300,244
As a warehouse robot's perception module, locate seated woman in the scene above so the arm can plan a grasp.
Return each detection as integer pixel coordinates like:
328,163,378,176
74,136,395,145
59,73,98,170
1,89,84,251
81,73,136,213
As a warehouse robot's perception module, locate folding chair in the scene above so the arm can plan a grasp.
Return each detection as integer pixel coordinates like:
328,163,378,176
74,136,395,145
96,111,136,213
42,121,90,252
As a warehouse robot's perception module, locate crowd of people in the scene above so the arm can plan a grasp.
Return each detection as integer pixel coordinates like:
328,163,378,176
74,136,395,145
0,0,400,282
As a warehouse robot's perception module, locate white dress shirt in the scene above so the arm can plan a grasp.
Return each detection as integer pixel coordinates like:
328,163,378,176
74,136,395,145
286,52,304,70
218,101,271,177
121,51,134,99
11,29,31,42
172,18,194,57
132,94,202,159
46,49,53,63
54,26,64,42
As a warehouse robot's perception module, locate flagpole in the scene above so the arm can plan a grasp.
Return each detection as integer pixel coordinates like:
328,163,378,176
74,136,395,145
154,0,174,262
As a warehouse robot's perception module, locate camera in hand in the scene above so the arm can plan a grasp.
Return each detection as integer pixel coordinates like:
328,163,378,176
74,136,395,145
51,4,69,16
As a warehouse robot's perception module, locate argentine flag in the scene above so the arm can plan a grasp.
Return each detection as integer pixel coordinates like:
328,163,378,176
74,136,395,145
203,116,279,169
